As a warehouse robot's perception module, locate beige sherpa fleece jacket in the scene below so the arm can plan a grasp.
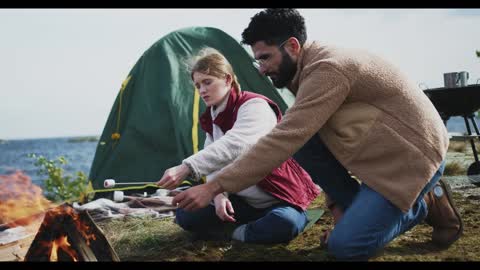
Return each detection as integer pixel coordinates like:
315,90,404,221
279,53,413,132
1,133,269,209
212,41,449,212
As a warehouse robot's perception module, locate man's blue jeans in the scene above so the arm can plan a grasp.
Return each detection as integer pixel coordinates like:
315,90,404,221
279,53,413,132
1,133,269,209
293,135,445,260
175,194,308,244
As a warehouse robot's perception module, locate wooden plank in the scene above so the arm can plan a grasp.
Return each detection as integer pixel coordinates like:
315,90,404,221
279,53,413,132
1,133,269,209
0,220,43,261
82,210,120,261
0,234,35,261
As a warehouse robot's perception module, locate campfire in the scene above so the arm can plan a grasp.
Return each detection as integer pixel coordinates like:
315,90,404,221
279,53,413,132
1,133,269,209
24,204,119,261
0,171,119,261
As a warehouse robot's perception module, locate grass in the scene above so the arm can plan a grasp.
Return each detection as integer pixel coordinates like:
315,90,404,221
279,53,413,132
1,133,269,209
97,195,333,261
96,191,480,261
449,141,467,153
376,192,480,261
448,140,480,153
444,140,480,176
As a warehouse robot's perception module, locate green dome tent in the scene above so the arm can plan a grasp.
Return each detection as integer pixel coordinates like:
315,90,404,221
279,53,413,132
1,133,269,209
87,26,294,198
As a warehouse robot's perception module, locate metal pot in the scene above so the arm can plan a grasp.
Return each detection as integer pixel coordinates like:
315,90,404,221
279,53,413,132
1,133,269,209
444,71,469,88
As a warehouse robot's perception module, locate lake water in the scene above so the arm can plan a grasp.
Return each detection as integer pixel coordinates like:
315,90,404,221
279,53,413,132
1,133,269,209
446,116,480,135
0,137,98,188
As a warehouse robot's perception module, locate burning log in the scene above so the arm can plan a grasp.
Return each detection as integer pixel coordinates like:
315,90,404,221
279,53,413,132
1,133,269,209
24,204,119,261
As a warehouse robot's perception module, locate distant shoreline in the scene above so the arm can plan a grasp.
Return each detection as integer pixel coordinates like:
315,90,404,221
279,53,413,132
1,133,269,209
0,135,101,141
67,136,100,143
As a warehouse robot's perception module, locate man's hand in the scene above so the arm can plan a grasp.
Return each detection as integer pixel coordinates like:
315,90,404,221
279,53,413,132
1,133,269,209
173,181,224,211
213,194,235,222
157,164,191,190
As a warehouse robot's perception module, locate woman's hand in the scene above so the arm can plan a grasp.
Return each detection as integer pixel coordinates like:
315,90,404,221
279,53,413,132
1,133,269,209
157,164,191,189
213,194,236,222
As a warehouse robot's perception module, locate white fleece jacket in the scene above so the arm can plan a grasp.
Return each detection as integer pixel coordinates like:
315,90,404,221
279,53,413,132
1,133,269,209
182,96,280,208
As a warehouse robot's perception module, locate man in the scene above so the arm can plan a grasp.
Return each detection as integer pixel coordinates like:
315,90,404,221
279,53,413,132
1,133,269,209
173,8,463,260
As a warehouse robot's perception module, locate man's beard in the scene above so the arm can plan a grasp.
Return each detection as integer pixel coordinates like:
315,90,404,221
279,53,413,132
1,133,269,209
269,49,297,88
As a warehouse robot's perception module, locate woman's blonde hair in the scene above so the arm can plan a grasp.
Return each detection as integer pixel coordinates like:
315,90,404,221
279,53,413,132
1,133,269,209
189,48,241,94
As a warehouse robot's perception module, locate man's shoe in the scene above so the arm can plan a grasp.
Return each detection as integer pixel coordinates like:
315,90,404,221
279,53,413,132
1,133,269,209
424,179,463,248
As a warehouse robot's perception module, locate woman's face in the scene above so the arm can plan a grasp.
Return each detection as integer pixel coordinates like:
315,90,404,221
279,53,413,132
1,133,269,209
193,72,231,107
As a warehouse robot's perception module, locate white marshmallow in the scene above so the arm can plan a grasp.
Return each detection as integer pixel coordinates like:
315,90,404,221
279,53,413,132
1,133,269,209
104,179,116,188
113,191,124,202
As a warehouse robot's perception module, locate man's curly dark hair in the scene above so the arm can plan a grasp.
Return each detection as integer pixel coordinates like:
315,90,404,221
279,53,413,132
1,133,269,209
241,8,307,47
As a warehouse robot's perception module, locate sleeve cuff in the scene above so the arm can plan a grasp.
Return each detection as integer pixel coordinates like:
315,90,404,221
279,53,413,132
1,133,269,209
182,160,201,181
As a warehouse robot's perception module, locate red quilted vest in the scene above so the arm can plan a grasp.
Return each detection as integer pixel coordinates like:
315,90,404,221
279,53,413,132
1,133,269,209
199,88,319,210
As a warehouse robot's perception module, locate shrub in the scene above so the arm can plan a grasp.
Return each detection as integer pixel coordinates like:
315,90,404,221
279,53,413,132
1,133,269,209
29,154,92,203
443,161,467,176
448,141,467,153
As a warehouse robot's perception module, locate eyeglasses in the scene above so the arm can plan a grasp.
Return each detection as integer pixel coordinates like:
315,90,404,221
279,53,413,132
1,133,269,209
253,39,289,69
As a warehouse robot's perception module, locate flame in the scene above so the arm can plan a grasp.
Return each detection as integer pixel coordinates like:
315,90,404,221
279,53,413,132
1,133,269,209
0,171,53,228
48,205,97,245
50,236,78,262
34,205,97,261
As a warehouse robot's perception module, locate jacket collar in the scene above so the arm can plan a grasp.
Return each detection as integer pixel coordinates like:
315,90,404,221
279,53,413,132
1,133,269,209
199,87,240,135
288,41,314,95
211,91,230,119
212,87,240,130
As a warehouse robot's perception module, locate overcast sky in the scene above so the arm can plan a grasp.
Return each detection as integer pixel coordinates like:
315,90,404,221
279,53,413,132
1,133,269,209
1,8,479,140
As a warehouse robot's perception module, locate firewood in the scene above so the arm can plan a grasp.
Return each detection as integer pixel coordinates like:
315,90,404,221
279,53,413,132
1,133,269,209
23,204,120,261
64,221,97,261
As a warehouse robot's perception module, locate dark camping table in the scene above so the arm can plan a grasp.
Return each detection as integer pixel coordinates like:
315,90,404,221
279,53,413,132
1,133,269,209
424,84,480,185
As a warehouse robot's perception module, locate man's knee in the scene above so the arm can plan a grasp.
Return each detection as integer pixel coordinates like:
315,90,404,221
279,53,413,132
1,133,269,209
327,230,378,261
327,232,351,259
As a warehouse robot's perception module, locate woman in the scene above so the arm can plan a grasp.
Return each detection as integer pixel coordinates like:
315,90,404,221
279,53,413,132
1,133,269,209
157,48,319,244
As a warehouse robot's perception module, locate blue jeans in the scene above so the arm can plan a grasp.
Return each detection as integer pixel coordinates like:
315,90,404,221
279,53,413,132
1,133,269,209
293,135,445,260
175,194,308,244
